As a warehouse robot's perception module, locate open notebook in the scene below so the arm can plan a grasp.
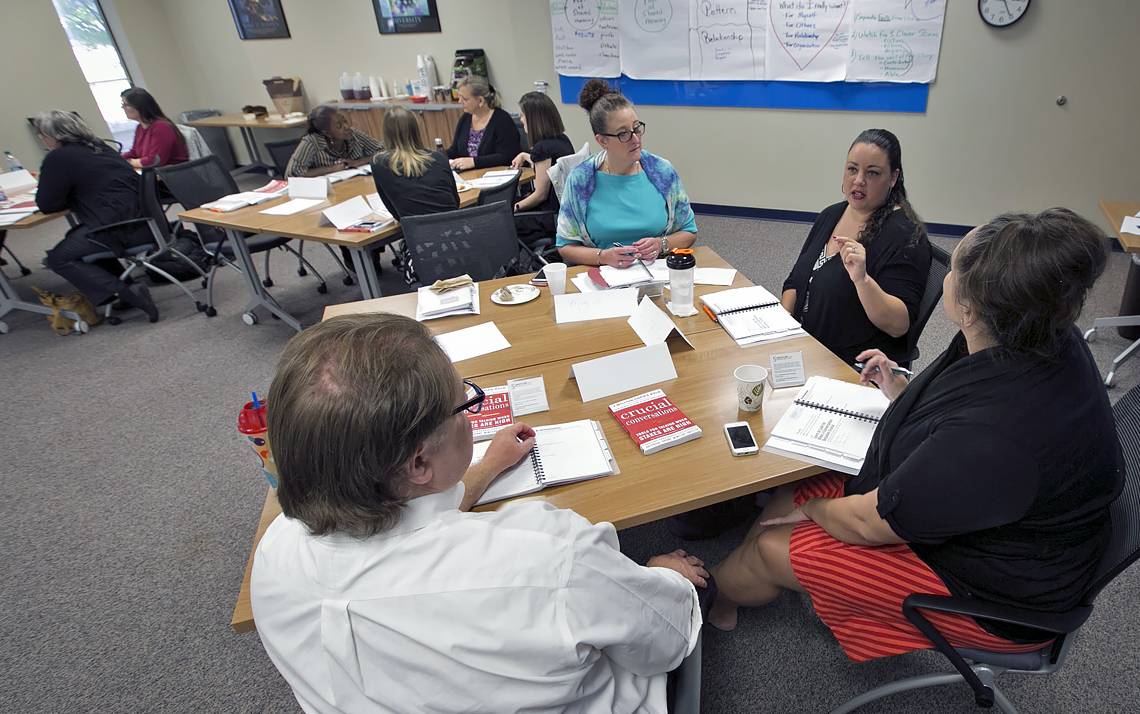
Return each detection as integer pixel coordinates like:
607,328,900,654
763,376,890,475
473,420,618,505
700,285,805,346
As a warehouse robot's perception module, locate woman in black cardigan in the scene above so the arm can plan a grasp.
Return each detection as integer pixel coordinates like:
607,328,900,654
781,129,931,365
446,77,521,171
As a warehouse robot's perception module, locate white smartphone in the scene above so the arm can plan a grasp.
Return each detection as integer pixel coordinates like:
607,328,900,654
724,421,759,456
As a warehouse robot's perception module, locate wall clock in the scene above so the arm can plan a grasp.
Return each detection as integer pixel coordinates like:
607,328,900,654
979,0,1031,28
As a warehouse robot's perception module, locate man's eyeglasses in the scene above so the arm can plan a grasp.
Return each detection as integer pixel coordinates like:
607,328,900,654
453,379,485,415
599,121,646,144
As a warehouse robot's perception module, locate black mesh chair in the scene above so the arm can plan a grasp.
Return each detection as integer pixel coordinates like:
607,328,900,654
79,168,208,323
898,242,951,367
156,156,327,317
476,173,521,209
831,387,1140,714
399,201,523,284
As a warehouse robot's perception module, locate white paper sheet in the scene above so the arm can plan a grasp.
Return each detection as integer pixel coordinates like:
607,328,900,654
571,273,602,293
765,0,851,81
769,351,807,388
0,170,36,195
551,0,621,77
847,0,946,82
364,193,394,219
435,322,511,363
620,0,692,80
288,177,329,200
321,196,375,231
570,342,678,403
689,0,768,80
627,296,694,348
260,198,324,215
1121,216,1140,237
416,282,480,321
554,288,639,324
507,376,551,417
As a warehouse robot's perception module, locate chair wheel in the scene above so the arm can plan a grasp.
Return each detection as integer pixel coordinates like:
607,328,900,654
342,275,355,286
317,283,328,294
205,306,218,317
195,302,206,313
0,320,7,334
107,316,122,326
74,320,90,334
297,268,308,277
262,278,274,288
242,311,258,325
20,267,31,276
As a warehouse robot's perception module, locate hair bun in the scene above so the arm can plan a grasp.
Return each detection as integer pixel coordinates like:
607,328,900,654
578,78,616,112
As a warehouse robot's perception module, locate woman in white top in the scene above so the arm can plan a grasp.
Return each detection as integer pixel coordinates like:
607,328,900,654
252,313,709,713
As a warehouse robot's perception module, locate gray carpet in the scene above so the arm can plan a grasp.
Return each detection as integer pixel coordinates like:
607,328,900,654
1,209,1137,713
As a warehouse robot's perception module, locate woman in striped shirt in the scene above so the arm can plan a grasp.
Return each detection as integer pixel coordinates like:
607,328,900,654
285,105,381,178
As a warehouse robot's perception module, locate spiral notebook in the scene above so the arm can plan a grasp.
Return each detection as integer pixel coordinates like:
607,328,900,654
473,420,618,505
699,286,805,346
763,376,890,475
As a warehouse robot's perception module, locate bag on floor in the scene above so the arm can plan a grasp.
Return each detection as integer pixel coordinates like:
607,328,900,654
32,287,102,335
147,229,212,281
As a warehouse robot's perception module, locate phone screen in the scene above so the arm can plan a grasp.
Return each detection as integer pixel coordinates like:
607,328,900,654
727,425,757,450
532,267,547,282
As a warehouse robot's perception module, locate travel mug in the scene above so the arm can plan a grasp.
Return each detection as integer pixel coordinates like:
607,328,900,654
667,248,697,316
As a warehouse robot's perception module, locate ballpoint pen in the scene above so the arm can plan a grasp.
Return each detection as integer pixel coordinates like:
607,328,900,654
853,361,914,378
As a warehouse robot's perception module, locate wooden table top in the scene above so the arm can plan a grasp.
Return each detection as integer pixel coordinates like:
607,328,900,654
3,210,66,229
178,166,533,249
322,246,752,376
185,114,307,130
1100,201,1140,253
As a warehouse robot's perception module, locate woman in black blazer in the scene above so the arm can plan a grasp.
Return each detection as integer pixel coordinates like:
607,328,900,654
446,77,521,171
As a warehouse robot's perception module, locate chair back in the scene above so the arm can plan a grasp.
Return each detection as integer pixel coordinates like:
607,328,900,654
176,124,212,161
548,142,590,204
156,155,240,210
264,138,301,179
400,201,520,283
179,109,236,170
476,174,520,209
512,113,529,151
138,168,173,246
901,241,951,366
1085,386,1140,604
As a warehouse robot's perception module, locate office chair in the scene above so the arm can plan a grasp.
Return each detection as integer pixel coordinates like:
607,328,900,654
899,242,951,367
512,114,529,151
157,156,327,317
476,173,520,209
400,201,523,283
79,168,209,323
830,385,1140,714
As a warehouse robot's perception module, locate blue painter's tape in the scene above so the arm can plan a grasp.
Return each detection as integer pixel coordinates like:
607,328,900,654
558,75,928,113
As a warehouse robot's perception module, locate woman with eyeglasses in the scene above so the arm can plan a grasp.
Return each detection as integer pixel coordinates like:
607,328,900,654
556,79,697,267
119,87,188,168
446,76,522,172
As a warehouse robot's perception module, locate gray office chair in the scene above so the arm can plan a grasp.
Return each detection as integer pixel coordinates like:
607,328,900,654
262,136,355,286
179,109,236,171
400,201,523,284
80,168,208,323
157,156,327,317
899,242,951,367
476,173,521,210
831,385,1140,714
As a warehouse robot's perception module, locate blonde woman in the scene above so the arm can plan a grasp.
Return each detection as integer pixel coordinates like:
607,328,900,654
446,76,521,171
371,106,459,220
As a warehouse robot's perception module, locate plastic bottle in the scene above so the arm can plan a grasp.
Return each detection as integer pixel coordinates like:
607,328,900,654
368,76,381,101
533,81,550,94
424,55,439,88
666,248,697,317
376,75,388,98
434,137,445,155
417,55,429,95
405,78,414,96
339,72,354,101
3,151,23,172
353,72,368,100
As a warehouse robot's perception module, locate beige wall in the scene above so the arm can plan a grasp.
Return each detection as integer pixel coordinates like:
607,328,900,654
0,0,111,169
9,0,1139,231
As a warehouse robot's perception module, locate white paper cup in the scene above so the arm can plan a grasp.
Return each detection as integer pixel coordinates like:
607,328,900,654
734,365,768,412
545,262,567,295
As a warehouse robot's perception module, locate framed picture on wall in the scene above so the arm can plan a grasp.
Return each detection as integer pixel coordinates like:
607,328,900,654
372,0,442,35
228,0,291,40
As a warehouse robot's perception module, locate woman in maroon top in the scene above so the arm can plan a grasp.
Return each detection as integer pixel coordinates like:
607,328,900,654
120,88,188,168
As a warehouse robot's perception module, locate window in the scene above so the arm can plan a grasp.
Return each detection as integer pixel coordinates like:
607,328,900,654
50,0,136,150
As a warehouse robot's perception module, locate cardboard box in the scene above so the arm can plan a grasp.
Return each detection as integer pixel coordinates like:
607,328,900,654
263,76,304,115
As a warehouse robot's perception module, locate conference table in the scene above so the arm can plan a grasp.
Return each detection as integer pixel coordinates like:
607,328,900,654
179,167,533,332
228,246,860,632
185,114,307,176
1085,200,1140,386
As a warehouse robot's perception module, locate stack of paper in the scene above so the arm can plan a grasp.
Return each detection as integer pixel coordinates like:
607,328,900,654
416,279,480,321
598,263,661,288
468,169,519,189
320,195,394,233
202,179,288,212
701,285,805,347
0,192,37,226
326,165,371,183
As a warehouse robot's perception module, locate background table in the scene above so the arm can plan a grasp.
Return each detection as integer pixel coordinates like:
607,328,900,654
185,114,307,175
229,250,859,632
1085,201,1140,386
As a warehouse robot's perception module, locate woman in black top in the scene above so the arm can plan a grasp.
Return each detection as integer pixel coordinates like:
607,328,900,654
709,209,1123,660
509,92,573,249
446,77,521,171
782,129,930,365
33,111,159,321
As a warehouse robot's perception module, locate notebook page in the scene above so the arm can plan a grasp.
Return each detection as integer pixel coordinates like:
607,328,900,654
718,306,802,341
533,420,614,485
700,285,781,314
795,377,890,421
472,442,540,505
768,401,880,461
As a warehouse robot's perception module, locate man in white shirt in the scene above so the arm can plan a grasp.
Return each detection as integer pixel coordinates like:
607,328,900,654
252,313,709,713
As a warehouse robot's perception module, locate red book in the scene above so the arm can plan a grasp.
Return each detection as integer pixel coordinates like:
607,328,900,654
608,389,703,455
466,385,513,441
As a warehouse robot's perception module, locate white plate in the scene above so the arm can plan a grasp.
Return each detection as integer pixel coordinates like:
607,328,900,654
490,284,540,306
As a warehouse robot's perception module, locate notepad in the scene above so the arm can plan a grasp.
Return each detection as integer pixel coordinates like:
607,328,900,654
700,285,805,346
202,179,288,212
763,376,890,475
473,419,617,505
260,198,324,215
435,322,510,363
416,280,479,320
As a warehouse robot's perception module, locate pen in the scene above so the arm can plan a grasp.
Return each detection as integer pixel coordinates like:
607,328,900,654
701,304,719,323
854,362,914,378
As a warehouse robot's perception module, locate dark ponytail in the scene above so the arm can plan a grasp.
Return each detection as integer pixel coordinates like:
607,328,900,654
850,129,924,245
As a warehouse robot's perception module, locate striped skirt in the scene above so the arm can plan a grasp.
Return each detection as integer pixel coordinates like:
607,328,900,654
789,473,1050,662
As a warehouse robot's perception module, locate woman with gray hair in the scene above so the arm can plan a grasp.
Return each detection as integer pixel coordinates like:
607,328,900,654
252,312,709,713
33,110,159,321
284,104,381,178
446,76,521,171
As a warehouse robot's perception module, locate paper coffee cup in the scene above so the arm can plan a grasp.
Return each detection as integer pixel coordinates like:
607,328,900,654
734,365,768,412
544,262,567,296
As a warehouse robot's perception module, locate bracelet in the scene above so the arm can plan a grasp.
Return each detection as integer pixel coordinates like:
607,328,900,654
659,235,668,254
